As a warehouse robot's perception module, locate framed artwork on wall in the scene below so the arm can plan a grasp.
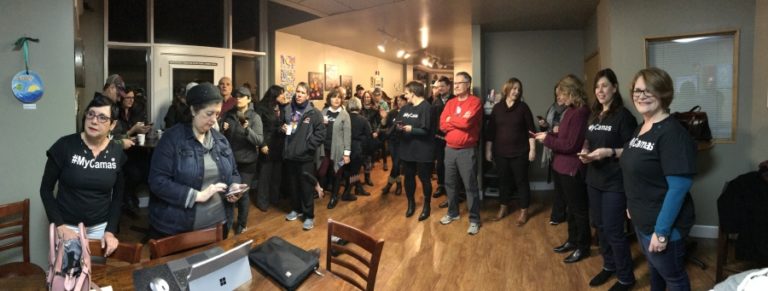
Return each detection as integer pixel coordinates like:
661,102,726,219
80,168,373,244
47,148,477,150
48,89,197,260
325,64,339,89
308,72,324,100
340,75,353,98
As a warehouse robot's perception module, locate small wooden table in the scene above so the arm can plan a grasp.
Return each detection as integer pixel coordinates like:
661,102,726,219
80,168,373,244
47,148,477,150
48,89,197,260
92,232,351,290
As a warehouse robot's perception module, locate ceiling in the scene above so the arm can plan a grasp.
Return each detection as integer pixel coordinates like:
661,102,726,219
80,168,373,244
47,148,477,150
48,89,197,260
272,0,599,66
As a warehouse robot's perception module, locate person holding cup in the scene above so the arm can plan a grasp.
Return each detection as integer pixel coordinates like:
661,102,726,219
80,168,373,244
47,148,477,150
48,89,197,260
222,86,264,234
148,82,246,239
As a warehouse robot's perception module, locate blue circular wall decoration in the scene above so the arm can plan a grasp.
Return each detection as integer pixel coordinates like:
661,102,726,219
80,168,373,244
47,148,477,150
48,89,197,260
11,70,44,103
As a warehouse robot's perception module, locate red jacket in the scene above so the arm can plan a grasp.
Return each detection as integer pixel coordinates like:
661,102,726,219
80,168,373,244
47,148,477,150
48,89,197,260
440,95,482,149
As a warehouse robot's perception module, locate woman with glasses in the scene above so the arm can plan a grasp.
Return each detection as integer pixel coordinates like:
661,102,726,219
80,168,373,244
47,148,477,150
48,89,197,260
579,69,638,290
397,81,434,221
621,68,696,290
534,74,591,264
485,78,536,226
148,83,246,239
40,95,127,257
221,86,263,234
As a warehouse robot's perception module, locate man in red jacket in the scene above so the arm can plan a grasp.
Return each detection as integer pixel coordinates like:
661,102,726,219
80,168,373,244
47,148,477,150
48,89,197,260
438,72,483,235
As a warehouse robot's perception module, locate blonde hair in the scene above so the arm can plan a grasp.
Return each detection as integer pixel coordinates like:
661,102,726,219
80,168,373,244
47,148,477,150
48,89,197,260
557,74,587,107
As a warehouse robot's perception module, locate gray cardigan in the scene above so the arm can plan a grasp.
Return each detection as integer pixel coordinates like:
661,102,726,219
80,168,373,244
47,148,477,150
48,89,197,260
318,107,351,173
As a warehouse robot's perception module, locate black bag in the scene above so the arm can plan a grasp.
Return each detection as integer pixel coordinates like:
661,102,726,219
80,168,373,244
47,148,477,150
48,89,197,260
248,236,319,290
672,105,713,142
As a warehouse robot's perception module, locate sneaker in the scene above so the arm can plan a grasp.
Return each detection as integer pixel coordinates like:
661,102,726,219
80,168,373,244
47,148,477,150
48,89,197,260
302,218,314,230
467,222,480,235
285,211,299,221
439,214,460,225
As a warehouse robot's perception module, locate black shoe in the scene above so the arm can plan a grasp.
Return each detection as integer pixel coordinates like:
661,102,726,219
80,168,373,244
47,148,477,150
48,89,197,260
438,200,449,208
589,269,615,287
355,184,370,196
418,206,430,221
327,196,339,209
365,174,374,186
563,249,589,264
553,241,577,253
122,204,139,218
394,182,402,195
432,186,445,198
607,281,635,291
405,199,415,217
341,193,357,201
381,183,393,195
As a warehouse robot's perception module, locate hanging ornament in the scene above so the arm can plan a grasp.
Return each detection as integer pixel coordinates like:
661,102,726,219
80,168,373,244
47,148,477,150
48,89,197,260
11,37,44,104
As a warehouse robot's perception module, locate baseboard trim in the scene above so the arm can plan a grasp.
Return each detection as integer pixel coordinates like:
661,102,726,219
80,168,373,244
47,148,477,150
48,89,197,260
690,225,719,239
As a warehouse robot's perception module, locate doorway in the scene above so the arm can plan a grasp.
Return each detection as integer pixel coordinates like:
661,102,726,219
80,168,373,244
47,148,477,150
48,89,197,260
152,46,229,128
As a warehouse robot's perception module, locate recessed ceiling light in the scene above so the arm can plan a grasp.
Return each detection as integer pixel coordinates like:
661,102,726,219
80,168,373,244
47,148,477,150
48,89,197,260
396,50,405,58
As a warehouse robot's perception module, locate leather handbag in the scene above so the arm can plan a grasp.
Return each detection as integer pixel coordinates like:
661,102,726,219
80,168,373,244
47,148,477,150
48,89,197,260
672,105,713,142
47,223,92,291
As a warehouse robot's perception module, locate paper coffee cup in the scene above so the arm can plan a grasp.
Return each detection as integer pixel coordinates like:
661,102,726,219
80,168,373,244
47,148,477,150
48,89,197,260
137,134,146,145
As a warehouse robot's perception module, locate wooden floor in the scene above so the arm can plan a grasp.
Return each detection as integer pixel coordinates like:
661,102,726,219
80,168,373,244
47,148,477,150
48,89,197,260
118,161,720,291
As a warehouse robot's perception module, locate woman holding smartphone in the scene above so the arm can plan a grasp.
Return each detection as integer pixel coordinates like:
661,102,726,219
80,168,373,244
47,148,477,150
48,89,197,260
485,78,536,226
579,69,637,289
397,81,434,220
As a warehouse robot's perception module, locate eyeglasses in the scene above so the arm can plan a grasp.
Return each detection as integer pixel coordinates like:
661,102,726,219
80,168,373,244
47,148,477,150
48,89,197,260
632,88,655,98
85,111,111,123
454,81,470,85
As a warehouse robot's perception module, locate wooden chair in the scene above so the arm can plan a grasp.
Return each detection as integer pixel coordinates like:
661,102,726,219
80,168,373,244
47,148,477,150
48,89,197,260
88,240,143,265
148,223,224,259
326,219,385,291
0,199,46,278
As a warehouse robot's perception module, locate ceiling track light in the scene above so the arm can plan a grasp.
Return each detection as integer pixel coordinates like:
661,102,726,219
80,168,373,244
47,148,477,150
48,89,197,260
377,39,387,53
396,49,405,58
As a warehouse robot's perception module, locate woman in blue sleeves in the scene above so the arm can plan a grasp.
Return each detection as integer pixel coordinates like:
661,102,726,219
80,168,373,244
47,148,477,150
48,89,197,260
620,67,696,291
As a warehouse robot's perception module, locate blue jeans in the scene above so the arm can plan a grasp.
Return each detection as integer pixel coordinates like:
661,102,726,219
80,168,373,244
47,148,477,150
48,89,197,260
636,231,691,291
588,186,635,284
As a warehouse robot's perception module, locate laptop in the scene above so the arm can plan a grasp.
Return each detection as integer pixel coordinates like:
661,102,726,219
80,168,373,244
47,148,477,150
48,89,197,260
166,240,253,291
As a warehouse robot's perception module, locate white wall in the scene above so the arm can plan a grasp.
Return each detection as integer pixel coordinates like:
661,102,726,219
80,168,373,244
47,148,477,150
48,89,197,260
601,0,756,226
274,31,405,107
0,0,75,267
751,0,768,164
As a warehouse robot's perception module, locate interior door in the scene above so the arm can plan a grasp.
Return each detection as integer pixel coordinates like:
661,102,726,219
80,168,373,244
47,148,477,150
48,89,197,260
152,47,228,128
584,52,600,105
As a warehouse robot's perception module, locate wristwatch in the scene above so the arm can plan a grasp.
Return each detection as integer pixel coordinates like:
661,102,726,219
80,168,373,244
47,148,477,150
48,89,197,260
657,234,668,243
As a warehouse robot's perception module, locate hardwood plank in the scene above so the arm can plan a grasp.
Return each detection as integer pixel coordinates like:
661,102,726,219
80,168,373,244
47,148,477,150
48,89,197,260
117,160,719,290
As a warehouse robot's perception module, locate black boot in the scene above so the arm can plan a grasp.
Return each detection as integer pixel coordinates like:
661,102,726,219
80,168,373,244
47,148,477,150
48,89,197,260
395,181,402,195
418,199,431,221
355,182,370,196
405,195,415,217
341,179,357,201
381,182,393,195
365,173,374,186
327,178,340,209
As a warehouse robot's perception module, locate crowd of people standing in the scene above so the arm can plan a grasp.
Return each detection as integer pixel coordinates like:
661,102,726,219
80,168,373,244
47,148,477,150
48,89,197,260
40,66,697,290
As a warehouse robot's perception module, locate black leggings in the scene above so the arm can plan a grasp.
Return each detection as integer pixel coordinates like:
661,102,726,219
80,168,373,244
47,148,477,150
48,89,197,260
402,161,432,201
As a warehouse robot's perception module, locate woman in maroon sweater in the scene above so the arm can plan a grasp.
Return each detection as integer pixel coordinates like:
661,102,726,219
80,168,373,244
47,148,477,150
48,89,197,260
535,74,591,264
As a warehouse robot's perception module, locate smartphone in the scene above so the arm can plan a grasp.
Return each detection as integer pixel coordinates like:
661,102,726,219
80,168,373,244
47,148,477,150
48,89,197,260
576,152,588,157
226,186,249,198
536,115,544,121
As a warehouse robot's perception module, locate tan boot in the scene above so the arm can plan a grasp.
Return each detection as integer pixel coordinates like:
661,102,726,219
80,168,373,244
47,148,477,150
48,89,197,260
516,208,529,226
491,204,509,221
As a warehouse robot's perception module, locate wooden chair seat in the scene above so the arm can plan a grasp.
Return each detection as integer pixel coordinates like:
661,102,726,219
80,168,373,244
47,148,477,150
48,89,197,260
0,262,45,278
327,219,385,291
148,223,224,260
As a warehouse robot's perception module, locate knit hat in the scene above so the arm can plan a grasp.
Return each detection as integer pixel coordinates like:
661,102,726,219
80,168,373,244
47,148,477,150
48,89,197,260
234,86,251,98
105,74,126,97
186,82,223,106
184,82,199,96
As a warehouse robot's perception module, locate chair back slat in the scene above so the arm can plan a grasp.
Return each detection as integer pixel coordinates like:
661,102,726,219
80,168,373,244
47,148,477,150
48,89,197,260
0,199,30,263
148,223,223,259
326,219,385,291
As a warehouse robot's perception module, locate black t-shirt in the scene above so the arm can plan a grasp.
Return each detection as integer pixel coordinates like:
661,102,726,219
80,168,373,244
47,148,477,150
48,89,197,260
40,133,127,233
585,107,638,192
620,116,696,236
397,101,434,163
324,110,340,150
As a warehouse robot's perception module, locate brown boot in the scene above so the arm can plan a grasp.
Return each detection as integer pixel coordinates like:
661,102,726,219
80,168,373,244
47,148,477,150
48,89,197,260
516,208,529,226
491,204,509,221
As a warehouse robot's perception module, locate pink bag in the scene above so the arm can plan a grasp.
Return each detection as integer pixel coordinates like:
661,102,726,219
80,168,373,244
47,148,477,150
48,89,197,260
46,223,92,291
